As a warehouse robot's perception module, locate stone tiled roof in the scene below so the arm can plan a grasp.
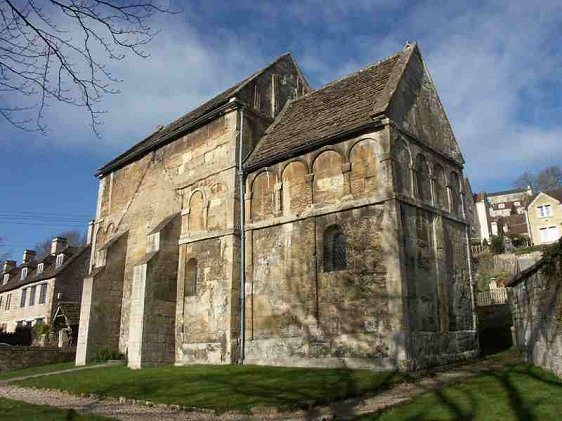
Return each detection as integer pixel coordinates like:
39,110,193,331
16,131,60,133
0,245,90,294
244,44,414,170
97,54,294,177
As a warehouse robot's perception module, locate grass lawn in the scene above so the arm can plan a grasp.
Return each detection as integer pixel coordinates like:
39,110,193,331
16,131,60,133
367,361,562,420
0,398,112,420
16,363,409,413
0,361,76,381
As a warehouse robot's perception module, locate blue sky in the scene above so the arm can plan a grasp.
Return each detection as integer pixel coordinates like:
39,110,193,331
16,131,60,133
1,0,561,259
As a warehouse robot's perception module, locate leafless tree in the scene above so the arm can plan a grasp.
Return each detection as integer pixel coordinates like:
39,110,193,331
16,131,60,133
0,236,9,261
0,0,170,135
34,229,85,258
514,165,561,193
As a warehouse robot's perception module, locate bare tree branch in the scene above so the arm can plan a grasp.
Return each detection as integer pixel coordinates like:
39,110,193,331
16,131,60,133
0,0,172,136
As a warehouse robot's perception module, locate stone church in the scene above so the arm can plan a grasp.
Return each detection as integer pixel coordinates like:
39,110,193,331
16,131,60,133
76,43,478,370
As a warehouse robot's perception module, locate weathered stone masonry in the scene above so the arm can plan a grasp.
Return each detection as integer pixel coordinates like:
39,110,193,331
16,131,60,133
77,43,478,370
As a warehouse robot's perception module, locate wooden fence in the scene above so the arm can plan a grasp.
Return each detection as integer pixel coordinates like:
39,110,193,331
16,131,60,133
477,288,508,306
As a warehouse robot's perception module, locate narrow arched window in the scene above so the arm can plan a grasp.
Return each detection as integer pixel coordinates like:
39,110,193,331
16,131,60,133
185,258,198,297
449,171,462,216
415,154,431,202
324,225,347,272
433,164,446,208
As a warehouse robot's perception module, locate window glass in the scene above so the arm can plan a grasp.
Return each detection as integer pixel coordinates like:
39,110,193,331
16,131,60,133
39,284,48,304
323,225,347,272
29,285,37,306
20,288,27,307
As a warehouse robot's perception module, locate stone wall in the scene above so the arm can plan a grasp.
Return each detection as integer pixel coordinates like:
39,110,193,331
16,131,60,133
507,259,562,377
0,347,75,372
243,130,405,369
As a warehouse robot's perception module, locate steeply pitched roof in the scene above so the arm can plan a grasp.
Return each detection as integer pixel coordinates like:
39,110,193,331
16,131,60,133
543,187,562,203
97,53,298,177
244,44,415,170
53,302,81,326
527,187,562,208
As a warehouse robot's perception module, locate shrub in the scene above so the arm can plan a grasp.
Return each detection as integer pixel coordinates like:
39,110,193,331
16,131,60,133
541,238,562,277
490,236,505,254
94,347,122,362
33,323,50,337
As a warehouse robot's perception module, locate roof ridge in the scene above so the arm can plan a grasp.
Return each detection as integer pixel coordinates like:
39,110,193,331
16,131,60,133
288,48,406,104
151,53,290,136
98,52,295,176
376,42,417,115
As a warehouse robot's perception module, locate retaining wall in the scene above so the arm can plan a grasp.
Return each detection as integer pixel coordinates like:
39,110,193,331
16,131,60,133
0,346,75,372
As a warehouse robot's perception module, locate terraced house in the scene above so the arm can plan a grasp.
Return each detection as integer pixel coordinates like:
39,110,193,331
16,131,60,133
0,236,91,346
77,43,478,370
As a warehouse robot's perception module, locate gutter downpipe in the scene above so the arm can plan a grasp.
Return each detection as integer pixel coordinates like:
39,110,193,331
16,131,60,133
238,106,246,364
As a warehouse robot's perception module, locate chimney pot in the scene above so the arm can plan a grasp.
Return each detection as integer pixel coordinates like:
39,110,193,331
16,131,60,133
51,237,68,255
22,249,36,264
2,260,16,273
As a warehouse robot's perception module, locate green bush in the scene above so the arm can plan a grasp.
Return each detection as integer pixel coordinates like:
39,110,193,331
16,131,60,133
541,238,562,276
33,323,50,337
94,347,122,362
490,235,505,254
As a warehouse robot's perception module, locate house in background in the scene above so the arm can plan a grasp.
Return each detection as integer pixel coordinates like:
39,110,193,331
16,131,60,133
527,187,562,245
474,187,533,244
0,229,92,347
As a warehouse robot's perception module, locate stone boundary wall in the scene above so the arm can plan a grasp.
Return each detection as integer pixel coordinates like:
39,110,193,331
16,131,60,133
0,346,75,372
507,259,561,377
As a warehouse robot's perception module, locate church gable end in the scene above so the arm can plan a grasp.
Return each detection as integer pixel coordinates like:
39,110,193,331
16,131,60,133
386,45,463,164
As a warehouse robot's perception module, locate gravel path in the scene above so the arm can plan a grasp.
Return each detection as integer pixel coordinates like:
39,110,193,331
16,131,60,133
0,355,518,420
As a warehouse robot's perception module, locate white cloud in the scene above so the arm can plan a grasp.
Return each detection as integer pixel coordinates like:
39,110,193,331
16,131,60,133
1,0,560,192
0,11,266,154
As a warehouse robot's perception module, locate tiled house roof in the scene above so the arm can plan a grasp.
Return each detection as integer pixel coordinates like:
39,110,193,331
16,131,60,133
243,44,414,170
543,187,562,203
0,245,90,294
97,53,302,177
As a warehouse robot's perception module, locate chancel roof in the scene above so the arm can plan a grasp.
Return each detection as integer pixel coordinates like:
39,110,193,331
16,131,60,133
243,44,415,170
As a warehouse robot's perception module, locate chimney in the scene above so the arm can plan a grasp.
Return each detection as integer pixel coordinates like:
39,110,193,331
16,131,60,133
51,237,68,255
86,220,95,245
2,260,16,273
22,249,36,264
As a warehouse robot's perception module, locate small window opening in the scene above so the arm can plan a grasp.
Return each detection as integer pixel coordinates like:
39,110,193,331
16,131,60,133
323,225,347,272
185,258,198,297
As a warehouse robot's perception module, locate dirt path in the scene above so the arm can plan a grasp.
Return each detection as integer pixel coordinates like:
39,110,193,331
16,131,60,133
0,355,518,420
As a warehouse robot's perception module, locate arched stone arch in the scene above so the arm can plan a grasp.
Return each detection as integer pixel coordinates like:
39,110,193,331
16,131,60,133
281,161,309,214
433,164,447,209
188,190,205,232
394,139,412,196
312,150,344,204
349,139,377,197
251,171,276,221
207,183,227,231
95,226,104,247
415,154,431,202
105,223,115,235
